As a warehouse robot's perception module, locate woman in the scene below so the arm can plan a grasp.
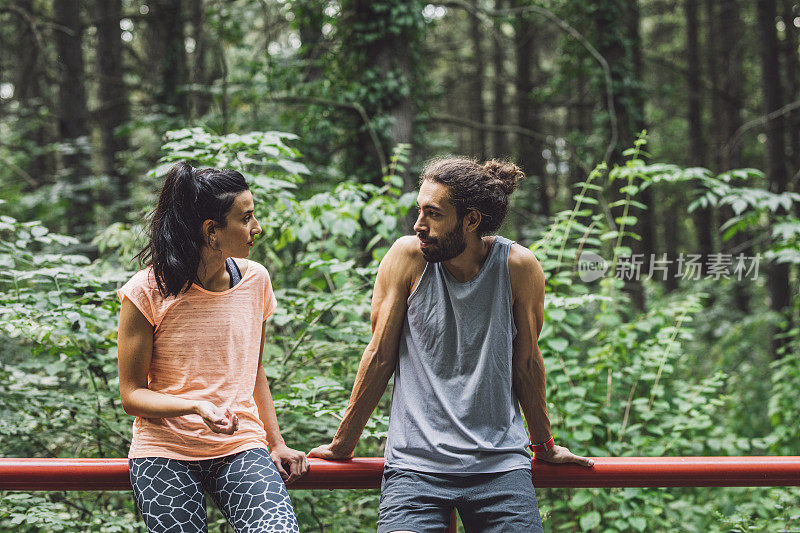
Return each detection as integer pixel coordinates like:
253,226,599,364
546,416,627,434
117,162,307,532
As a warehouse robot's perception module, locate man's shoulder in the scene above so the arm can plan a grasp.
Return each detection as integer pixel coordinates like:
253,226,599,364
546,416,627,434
379,235,426,286
394,234,422,252
508,242,541,270
507,243,545,288
387,235,426,264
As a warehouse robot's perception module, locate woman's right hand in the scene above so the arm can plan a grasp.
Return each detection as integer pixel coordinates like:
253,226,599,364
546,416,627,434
194,401,239,434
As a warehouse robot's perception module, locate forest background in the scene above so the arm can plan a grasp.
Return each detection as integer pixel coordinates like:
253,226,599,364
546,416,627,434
1,0,799,531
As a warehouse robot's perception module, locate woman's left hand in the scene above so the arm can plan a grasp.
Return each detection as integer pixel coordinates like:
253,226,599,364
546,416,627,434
270,444,309,485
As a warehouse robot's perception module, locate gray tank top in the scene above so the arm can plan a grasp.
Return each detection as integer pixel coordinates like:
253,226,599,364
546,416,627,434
385,235,531,473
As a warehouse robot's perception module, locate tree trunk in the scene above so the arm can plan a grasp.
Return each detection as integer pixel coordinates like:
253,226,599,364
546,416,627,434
338,0,421,234
661,191,681,292
469,4,487,160
95,0,130,219
11,0,53,182
147,0,188,117
295,0,327,83
595,0,647,310
492,0,508,157
718,0,752,312
567,69,592,190
757,0,792,359
685,0,705,167
685,0,713,281
718,0,746,171
188,0,211,117
53,0,92,235
513,3,548,215
627,1,655,279
387,50,415,183
383,39,416,233
596,1,638,164
704,0,723,172
781,0,800,186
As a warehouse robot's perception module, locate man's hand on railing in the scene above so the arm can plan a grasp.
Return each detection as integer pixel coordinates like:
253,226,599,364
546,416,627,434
535,444,595,467
308,443,354,461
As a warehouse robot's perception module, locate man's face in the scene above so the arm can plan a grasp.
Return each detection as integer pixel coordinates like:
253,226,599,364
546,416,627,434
413,180,466,263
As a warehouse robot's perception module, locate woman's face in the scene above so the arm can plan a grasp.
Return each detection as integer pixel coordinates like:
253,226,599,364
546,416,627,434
213,190,262,258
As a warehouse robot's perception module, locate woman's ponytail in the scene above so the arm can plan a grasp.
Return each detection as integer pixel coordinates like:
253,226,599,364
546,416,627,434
134,161,249,297
168,161,200,215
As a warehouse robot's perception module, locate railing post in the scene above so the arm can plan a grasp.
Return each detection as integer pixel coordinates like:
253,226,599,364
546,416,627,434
447,507,458,533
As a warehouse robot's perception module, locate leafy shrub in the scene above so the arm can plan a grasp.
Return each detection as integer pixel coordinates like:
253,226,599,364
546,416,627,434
1,134,798,532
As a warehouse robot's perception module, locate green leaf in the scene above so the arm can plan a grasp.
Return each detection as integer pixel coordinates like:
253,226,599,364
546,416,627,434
570,491,593,507
615,216,637,226
547,338,569,352
630,517,647,531
277,159,310,175
583,414,603,425
731,199,748,215
575,195,599,205
580,511,601,531
153,162,175,177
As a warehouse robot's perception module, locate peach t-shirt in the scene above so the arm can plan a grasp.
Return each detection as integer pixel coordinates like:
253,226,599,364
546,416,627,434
117,259,277,460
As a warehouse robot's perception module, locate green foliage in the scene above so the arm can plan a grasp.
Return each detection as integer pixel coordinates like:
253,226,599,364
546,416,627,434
0,214,137,528
530,145,800,532
3,0,799,530
688,170,800,266
0,129,419,530
2,134,798,531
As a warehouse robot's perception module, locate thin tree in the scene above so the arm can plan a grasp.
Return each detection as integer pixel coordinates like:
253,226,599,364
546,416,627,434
188,0,211,118
469,1,487,159
10,0,53,183
756,0,793,359
493,0,508,157
95,0,130,219
512,0,548,215
54,0,92,236
594,0,649,310
147,0,188,117
781,0,800,188
685,0,713,281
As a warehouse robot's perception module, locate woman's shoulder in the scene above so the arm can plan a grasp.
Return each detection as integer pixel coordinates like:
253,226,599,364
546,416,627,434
122,266,158,292
238,258,270,279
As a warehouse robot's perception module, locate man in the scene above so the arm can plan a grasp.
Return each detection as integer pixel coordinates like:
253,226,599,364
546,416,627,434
309,157,593,532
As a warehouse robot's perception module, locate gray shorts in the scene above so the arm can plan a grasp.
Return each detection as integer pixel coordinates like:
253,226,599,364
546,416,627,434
377,467,543,533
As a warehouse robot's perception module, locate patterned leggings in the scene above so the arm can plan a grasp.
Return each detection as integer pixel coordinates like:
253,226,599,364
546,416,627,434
129,448,299,533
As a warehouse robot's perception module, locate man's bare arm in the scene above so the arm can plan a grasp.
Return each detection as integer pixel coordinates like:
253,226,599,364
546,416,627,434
509,244,594,467
309,236,422,459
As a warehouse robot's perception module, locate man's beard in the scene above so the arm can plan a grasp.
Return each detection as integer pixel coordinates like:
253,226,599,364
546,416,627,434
419,219,466,263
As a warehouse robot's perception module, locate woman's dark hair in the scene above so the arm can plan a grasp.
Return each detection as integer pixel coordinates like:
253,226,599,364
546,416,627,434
420,157,526,236
134,161,249,297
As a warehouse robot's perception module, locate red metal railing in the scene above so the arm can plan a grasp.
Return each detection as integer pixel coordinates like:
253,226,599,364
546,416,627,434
2,457,799,531
2,456,799,491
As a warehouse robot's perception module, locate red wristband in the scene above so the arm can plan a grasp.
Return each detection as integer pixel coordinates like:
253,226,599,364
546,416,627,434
528,437,555,454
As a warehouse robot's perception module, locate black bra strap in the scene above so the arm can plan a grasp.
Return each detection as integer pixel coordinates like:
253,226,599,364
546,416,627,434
225,258,242,288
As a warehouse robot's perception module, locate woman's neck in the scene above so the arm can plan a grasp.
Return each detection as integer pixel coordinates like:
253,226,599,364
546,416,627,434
196,249,229,291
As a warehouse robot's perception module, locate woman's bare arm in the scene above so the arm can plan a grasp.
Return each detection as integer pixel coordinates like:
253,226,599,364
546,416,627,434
117,298,237,434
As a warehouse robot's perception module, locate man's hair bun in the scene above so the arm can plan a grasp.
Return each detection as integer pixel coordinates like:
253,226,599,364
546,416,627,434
482,159,526,195
420,156,526,236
